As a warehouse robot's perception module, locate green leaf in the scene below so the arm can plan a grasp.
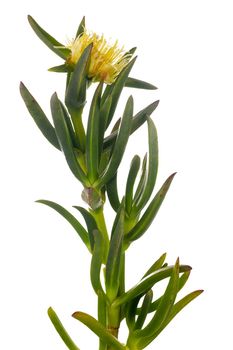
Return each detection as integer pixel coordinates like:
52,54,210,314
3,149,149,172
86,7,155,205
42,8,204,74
138,259,180,344
50,93,88,185
98,290,108,350
112,264,191,308
86,82,103,183
133,154,147,204
125,296,141,331
27,15,70,59
106,204,125,301
65,44,92,110
141,270,191,314
135,117,158,211
125,155,141,215
134,290,153,330
36,200,90,251
125,77,157,90
48,64,72,73
90,230,105,294
139,290,204,347
106,173,121,212
104,57,137,128
142,253,167,279
96,96,133,188
131,101,159,134
103,100,159,151
72,312,127,350
99,95,112,155
161,290,204,331
61,104,79,148
73,206,98,251
76,16,86,38
125,173,176,243
20,82,60,150
48,307,80,350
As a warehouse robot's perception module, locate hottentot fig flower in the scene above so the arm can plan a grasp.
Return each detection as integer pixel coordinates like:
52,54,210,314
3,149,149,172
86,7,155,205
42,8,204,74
66,29,132,84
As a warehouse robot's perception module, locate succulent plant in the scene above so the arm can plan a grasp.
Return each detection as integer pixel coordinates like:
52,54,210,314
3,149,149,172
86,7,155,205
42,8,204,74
20,15,203,350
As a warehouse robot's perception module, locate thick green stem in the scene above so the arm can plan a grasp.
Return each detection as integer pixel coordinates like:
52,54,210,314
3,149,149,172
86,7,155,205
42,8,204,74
69,108,86,152
91,206,109,263
98,291,107,350
106,255,126,349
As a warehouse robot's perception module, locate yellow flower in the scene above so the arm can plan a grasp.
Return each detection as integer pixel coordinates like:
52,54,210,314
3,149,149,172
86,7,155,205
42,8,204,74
66,29,132,84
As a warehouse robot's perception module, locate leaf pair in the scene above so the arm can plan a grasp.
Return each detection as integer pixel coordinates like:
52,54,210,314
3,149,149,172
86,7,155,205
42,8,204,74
124,173,176,244
124,259,203,349
72,312,127,350
112,263,191,308
95,96,134,189
36,200,98,253
105,202,125,301
50,93,89,185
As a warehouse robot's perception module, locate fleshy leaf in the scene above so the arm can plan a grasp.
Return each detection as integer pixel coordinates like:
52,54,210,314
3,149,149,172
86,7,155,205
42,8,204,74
76,16,86,38
125,77,157,90
98,290,108,350
125,173,176,243
27,15,70,59
136,117,158,211
103,57,137,128
48,307,80,350
134,154,148,204
112,264,191,307
65,44,92,110
48,64,72,73
90,230,105,294
125,155,141,215
20,82,60,150
106,203,125,301
140,270,191,314
106,173,121,212
96,96,133,188
134,290,153,330
103,100,159,151
142,253,167,279
72,312,127,350
137,259,180,344
137,290,204,347
36,200,90,251
73,206,98,251
86,82,103,183
50,93,88,185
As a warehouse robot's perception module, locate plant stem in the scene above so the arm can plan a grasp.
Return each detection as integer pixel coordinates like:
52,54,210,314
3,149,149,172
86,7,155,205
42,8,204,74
91,205,109,263
70,107,86,152
106,254,126,349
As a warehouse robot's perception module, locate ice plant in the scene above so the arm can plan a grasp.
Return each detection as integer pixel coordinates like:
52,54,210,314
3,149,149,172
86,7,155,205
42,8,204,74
20,15,203,350
66,29,131,84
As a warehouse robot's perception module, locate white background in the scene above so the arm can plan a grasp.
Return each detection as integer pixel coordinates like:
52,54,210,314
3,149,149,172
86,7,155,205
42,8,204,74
1,0,233,349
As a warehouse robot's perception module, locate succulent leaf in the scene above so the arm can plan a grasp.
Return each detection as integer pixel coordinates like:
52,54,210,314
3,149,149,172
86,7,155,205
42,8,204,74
125,155,141,216
125,173,176,243
36,200,91,251
90,230,105,294
28,15,70,59
112,264,191,308
72,312,127,350
50,93,88,184
86,82,103,183
96,96,133,188
20,82,60,150
48,307,80,350
125,77,157,90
